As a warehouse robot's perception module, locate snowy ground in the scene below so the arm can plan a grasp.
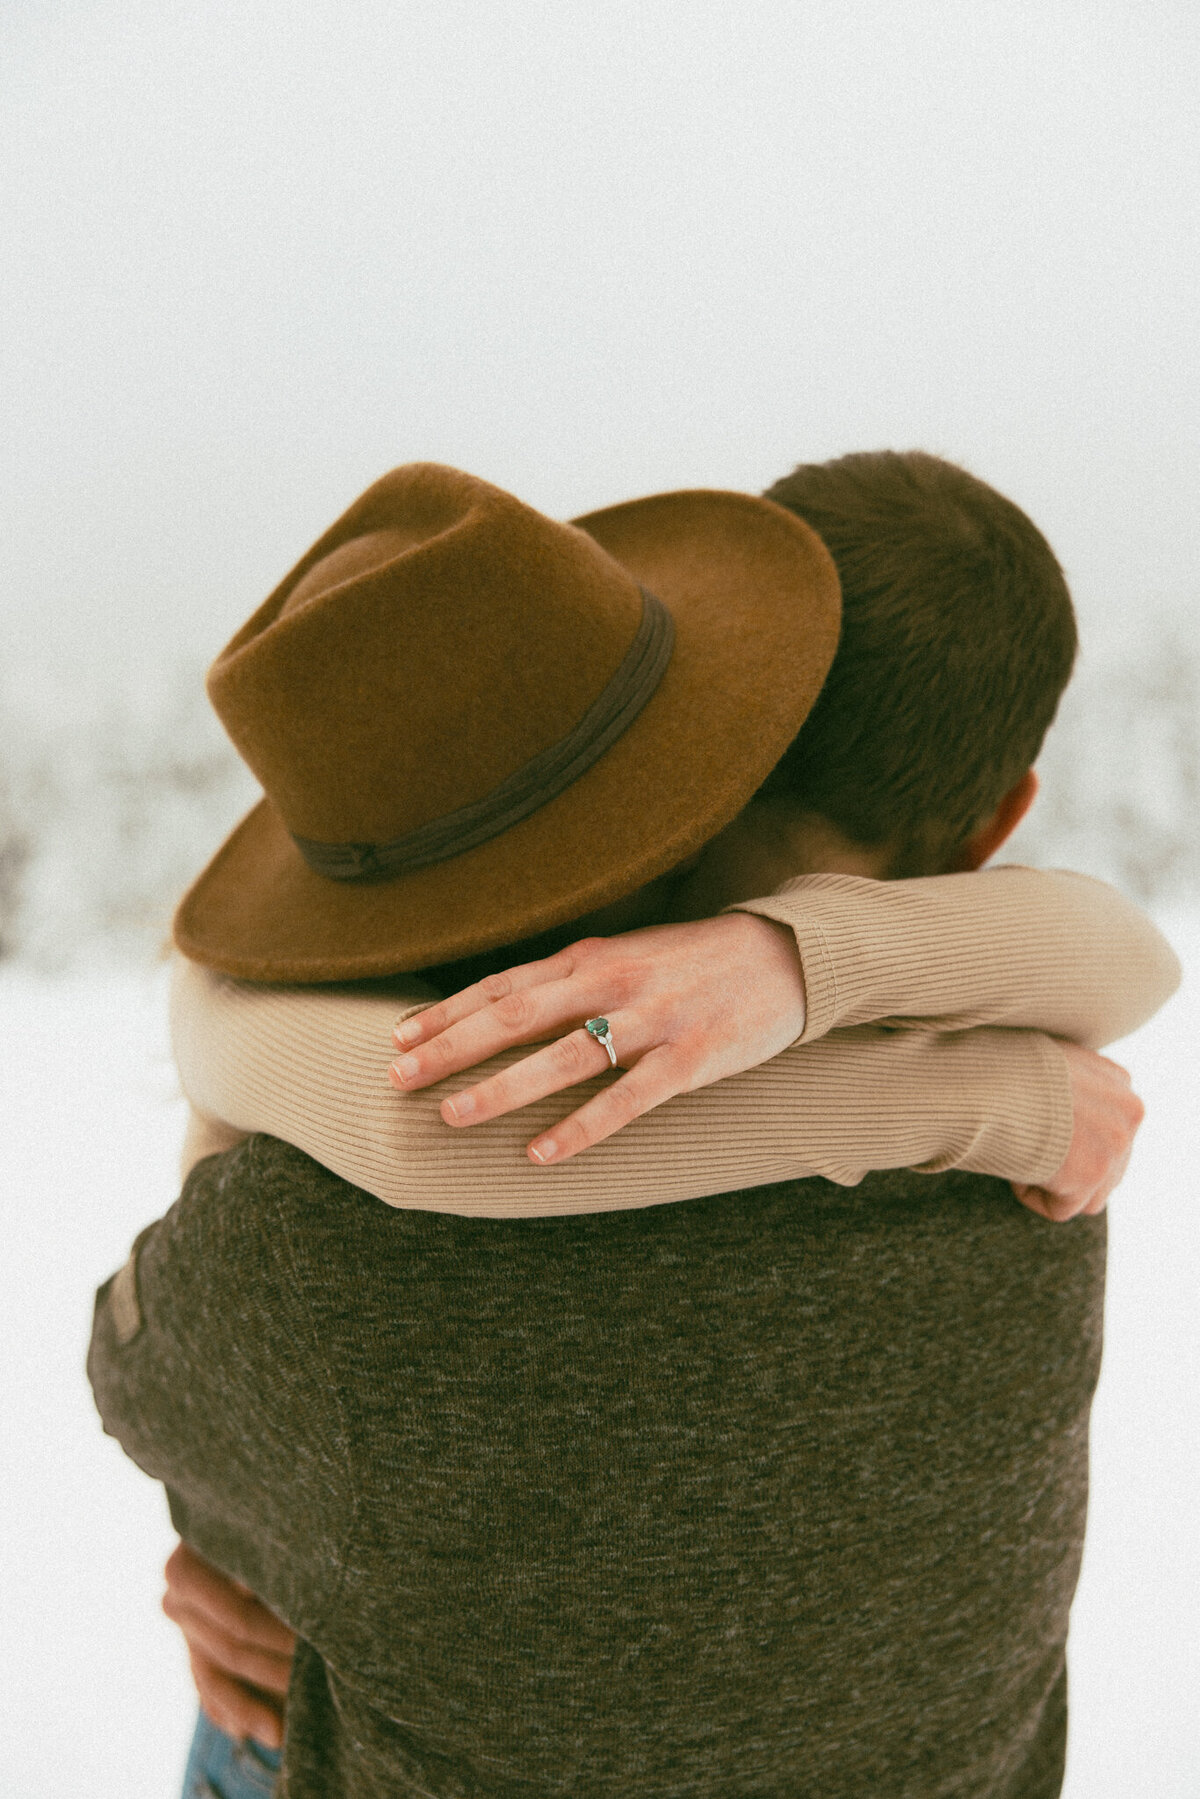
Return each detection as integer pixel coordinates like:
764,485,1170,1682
3,919,1198,1798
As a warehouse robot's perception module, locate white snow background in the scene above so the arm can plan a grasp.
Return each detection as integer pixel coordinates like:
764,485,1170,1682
3,3,1199,1789
2,914,1197,1799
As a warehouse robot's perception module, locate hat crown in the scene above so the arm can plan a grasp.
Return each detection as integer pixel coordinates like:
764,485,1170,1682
208,465,649,846
177,468,842,981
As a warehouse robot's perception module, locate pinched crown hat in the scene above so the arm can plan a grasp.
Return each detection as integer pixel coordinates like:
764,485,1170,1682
174,463,841,980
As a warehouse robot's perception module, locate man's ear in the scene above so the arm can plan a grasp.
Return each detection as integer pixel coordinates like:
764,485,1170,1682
955,770,1039,871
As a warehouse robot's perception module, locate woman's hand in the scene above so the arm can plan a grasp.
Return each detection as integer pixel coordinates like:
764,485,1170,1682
162,1541,295,1750
390,912,807,1165
1012,1041,1145,1221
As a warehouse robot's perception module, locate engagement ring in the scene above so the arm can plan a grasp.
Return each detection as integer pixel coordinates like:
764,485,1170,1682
585,1016,618,1067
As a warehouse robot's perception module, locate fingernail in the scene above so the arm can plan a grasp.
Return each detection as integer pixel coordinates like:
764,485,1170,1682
393,1054,419,1085
394,1019,422,1047
444,1091,474,1121
530,1139,556,1163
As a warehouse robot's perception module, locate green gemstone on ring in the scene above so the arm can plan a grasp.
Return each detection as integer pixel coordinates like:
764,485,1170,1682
586,1017,609,1038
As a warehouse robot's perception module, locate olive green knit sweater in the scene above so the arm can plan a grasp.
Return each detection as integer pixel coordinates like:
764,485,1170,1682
90,1134,1103,1798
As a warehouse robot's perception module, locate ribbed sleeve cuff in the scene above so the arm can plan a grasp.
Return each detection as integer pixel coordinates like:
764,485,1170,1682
731,865,1183,1051
914,1029,1074,1186
725,887,842,1042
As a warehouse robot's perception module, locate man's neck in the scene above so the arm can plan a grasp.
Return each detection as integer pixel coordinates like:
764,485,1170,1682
664,804,892,923
418,809,890,994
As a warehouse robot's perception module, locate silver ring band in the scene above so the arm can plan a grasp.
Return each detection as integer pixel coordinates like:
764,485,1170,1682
584,1016,618,1068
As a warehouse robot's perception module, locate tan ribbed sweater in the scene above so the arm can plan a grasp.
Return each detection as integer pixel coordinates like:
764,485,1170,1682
172,866,1180,1216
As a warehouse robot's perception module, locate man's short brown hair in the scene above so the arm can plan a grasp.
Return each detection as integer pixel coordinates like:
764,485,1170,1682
760,450,1077,875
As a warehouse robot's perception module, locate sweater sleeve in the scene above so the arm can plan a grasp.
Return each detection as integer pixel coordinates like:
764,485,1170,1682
730,865,1181,1049
171,956,1073,1216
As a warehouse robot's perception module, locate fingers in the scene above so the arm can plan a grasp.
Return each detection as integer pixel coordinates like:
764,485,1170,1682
391,970,612,1093
163,1544,293,1752
164,1543,296,1658
189,1649,285,1751
1011,1132,1134,1223
392,943,596,1055
526,1047,685,1164
1011,1183,1082,1223
435,1025,621,1127
163,1591,294,1696
385,911,811,1163
1082,1143,1132,1215
1027,1043,1146,1222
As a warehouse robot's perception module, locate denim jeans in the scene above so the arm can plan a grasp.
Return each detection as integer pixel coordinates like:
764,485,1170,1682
182,1709,282,1799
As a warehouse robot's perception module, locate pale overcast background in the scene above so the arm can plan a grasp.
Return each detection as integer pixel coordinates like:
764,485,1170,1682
3,5,1199,1797
3,0,1198,676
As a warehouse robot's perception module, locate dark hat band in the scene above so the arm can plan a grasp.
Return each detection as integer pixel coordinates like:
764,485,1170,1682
293,587,675,883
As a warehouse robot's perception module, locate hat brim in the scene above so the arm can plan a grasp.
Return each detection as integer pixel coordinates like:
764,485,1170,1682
174,489,840,981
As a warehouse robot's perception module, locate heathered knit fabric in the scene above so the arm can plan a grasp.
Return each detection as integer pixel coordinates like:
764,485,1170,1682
90,1135,1104,1798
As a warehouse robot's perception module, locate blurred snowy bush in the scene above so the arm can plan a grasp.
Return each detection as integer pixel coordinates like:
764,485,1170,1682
0,664,259,969
0,627,1196,969
1005,625,1200,901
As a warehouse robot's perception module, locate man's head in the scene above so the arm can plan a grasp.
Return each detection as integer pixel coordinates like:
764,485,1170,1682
755,449,1076,878
431,451,1079,973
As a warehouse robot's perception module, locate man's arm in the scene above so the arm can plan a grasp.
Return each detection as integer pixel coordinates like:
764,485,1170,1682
88,1140,348,1641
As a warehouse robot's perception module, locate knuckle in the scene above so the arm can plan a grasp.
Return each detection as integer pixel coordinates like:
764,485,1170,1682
606,1079,646,1125
551,1031,594,1076
653,1040,694,1087
220,1642,254,1680
1032,1180,1074,1219
604,961,640,1008
479,971,513,1003
242,1651,280,1689
614,1087,643,1124
230,1604,260,1647
642,1033,685,1076
494,992,534,1032
420,1033,455,1075
551,1115,588,1156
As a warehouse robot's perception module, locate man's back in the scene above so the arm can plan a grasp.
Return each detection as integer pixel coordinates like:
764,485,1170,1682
91,1135,1104,1798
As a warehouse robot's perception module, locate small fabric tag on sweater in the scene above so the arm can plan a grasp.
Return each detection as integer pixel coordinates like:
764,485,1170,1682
109,1250,143,1344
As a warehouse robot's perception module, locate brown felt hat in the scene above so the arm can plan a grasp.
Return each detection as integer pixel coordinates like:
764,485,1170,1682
174,463,841,980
